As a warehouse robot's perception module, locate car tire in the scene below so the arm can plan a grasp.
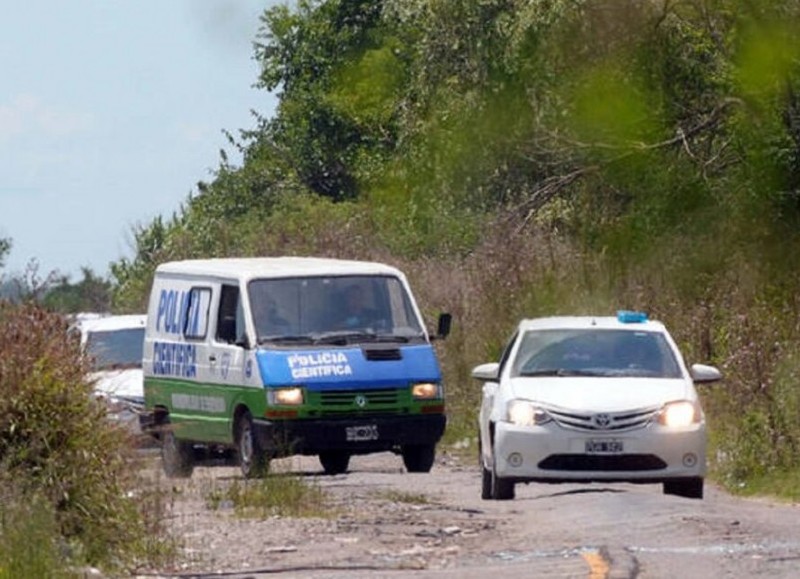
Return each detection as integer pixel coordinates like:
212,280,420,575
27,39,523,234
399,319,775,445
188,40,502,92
491,468,515,501
663,477,704,499
237,411,269,478
490,452,515,500
481,462,493,500
319,451,350,475
401,444,436,473
161,422,194,479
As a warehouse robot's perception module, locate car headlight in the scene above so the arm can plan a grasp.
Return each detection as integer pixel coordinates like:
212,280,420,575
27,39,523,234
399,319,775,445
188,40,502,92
506,400,552,426
268,387,304,406
658,400,699,427
411,382,442,400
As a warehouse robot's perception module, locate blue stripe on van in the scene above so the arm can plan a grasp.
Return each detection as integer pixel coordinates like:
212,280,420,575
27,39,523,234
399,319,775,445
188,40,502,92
256,345,441,390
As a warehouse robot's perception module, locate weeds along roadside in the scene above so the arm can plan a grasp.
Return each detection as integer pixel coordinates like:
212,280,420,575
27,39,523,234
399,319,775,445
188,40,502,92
0,302,176,576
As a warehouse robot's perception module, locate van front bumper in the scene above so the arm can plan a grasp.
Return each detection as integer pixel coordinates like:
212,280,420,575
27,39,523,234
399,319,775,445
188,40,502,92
253,413,446,456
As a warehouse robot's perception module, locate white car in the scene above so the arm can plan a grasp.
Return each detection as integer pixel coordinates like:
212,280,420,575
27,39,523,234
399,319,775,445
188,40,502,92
72,313,147,436
474,311,721,500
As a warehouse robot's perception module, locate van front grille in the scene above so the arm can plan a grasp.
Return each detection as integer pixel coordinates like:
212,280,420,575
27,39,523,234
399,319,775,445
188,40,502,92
310,388,406,417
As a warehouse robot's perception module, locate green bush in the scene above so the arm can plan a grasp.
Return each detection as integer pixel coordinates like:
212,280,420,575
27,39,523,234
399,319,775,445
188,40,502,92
0,302,162,572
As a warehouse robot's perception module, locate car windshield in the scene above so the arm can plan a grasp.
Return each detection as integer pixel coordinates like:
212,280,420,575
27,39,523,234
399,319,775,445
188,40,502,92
86,327,145,370
511,329,682,378
248,275,426,345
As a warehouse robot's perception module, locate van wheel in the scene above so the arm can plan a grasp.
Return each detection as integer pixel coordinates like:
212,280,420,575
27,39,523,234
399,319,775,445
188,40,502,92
237,412,268,478
319,451,350,475
161,424,194,479
401,444,435,473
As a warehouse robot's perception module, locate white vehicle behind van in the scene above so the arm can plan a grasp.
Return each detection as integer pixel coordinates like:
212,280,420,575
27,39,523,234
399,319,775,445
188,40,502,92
72,313,147,435
140,257,451,478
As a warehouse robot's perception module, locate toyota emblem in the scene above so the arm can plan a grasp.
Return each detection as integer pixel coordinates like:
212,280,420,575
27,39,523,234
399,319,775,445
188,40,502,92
593,413,612,429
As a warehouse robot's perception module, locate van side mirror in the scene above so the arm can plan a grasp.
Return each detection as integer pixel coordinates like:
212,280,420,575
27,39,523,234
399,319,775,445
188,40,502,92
433,312,452,340
236,334,252,350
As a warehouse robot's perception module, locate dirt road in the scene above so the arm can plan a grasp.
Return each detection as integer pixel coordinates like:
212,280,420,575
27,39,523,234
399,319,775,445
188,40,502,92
139,448,800,578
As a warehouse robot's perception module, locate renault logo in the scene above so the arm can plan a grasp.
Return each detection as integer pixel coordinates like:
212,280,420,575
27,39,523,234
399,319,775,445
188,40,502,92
354,394,367,408
593,413,612,429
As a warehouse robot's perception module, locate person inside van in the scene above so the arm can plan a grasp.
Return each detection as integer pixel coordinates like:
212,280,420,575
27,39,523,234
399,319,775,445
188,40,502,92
253,298,292,338
337,284,379,329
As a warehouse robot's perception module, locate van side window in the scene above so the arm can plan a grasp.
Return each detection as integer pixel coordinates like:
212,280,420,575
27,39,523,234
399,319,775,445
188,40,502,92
185,287,212,339
217,285,243,344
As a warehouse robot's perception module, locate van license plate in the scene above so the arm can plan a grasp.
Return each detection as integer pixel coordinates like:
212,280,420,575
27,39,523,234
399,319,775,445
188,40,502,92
585,440,624,454
346,425,379,442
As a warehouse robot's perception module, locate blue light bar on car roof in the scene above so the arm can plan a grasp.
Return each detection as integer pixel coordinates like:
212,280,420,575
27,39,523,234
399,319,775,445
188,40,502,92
617,310,648,323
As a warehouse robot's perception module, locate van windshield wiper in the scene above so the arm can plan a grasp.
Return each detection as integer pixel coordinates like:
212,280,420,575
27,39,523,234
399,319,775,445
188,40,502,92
257,335,316,345
314,331,380,345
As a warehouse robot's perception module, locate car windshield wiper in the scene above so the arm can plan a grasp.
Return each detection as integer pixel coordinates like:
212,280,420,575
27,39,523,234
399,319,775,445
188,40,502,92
95,362,141,371
519,368,607,377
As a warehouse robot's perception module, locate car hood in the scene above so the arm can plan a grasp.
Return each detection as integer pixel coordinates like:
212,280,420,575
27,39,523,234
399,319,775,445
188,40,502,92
508,376,693,411
89,368,144,402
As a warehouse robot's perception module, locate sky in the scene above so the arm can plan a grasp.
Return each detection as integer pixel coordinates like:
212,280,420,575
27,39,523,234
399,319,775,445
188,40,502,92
0,1,281,280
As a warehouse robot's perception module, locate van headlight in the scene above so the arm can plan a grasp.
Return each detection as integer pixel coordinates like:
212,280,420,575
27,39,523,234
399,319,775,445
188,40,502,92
268,387,304,406
506,400,552,426
658,400,699,427
411,382,442,400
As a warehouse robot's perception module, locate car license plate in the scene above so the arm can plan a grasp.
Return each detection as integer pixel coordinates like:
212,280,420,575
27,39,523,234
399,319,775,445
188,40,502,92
585,439,624,454
346,424,379,442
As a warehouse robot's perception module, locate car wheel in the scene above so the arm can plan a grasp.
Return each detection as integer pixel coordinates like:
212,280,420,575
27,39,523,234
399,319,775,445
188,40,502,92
401,444,436,473
161,422,194,479
490,453,515,500
481,462,493,500
319,451,350,475
663,477,704,499
237,411,268,478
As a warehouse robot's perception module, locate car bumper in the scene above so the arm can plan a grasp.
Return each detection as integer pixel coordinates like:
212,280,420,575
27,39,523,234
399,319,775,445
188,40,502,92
253,413,446,456
492,420,706,482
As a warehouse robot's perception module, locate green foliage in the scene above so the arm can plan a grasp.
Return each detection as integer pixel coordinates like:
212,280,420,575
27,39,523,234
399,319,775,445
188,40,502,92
0,488,71,579
205,474,330,519
0,303,164,572
42,268,112,314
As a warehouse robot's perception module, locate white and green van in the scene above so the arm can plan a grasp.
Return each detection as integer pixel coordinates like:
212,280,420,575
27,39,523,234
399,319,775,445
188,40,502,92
141,257,451,478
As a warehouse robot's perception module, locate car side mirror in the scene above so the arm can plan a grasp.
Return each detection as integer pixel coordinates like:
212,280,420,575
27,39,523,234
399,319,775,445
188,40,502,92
472,362,500,382
690,363,722,383
432,312,452,341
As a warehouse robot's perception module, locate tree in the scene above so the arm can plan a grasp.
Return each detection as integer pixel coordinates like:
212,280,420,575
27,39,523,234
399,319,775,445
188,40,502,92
42,268,112,314
0,237,10,272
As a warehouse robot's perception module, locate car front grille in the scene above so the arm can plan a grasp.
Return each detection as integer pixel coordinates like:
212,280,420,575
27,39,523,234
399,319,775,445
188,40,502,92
538,454,667,471
547,405,659,432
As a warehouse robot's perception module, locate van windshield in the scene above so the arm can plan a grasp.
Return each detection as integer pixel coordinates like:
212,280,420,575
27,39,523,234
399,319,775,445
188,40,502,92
249,275,426,345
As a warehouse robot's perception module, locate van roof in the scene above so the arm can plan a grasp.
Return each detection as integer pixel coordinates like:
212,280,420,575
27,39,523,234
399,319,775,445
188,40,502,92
155,257,405,281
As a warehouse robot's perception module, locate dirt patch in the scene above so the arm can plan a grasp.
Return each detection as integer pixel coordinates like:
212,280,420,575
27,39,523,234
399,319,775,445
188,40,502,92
136,450,506,578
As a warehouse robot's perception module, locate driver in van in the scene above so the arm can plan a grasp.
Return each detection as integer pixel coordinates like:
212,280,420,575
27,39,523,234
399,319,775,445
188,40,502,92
254,297,291,337
337,284,377,329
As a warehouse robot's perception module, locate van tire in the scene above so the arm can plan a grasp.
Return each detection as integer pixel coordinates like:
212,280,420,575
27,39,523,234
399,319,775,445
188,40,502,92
401,444,436,473
237,411,268,478
319,451,350,475
161,424,194,479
